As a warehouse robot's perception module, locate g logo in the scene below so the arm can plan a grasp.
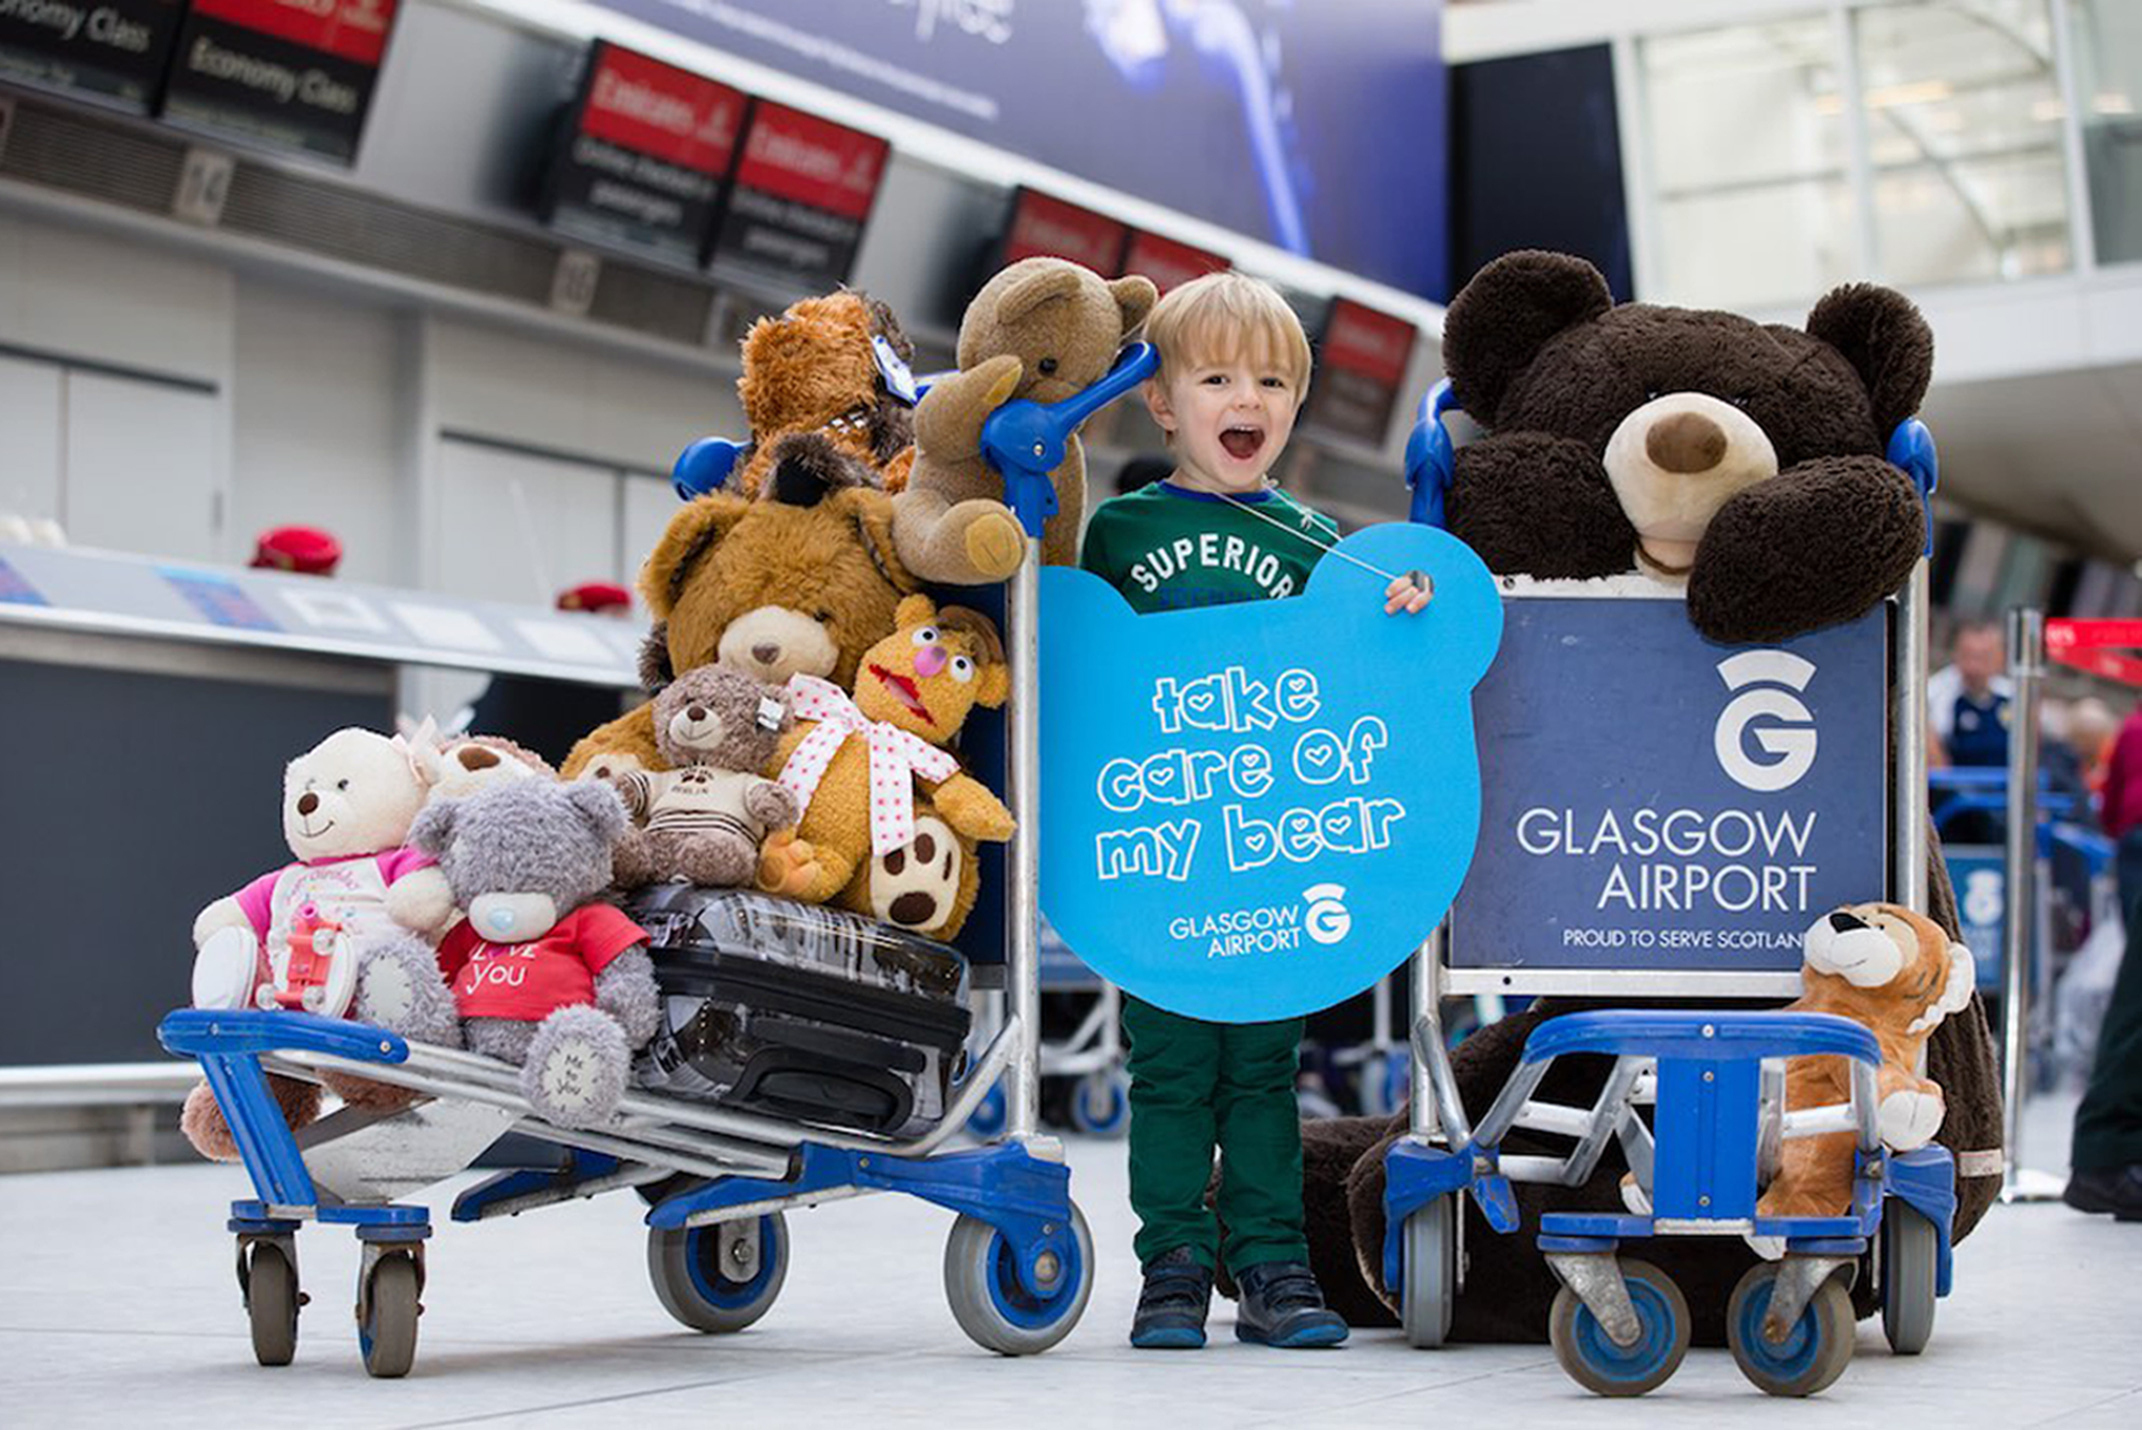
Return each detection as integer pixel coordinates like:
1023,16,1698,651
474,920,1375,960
1303,884,1351,946
1714,651,1818,792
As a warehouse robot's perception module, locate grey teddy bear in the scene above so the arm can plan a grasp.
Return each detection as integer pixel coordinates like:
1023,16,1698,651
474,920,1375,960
409,780,660,1128
610,665,799,889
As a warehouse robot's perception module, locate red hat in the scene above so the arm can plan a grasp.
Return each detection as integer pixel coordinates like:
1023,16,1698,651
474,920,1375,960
251,525,342,576
557,580,633,613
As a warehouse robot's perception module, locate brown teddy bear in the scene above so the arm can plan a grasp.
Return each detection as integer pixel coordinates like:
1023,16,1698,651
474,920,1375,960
1286,251,2003,1346
1758,903,1975,1219
726,289,919,499
610,666,799,889
891,257,1157,584
562,438,920,780
757,596,1013,921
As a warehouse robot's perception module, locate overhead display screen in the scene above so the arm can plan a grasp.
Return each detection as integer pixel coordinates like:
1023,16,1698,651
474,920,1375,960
158,0,399,164
540,41,746,266
708,98,889,287
0,0,185,113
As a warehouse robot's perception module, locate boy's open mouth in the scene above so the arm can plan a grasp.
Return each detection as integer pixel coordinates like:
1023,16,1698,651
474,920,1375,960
1219,426,1265,461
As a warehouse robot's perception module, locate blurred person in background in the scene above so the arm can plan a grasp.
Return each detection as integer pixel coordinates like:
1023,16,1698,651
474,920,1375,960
1928,620,2012,843
2067,698,2142,1220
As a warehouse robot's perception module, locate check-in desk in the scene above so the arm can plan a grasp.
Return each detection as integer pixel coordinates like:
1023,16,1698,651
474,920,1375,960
0,543,641,1164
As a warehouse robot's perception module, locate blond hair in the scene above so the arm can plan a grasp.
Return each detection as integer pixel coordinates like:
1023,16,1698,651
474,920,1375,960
1142,271,1313,394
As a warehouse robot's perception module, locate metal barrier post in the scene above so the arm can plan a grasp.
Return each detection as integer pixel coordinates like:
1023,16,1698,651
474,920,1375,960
1895,562,1932,912
2002,606,2060,1201
1008,540,1044,1142
1409,925,1446,1141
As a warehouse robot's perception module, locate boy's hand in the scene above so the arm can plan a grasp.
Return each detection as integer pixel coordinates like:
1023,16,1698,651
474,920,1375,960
1384,570,1433,615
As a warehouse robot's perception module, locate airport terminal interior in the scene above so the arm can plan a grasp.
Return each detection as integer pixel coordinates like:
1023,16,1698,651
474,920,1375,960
3,0,2140,1424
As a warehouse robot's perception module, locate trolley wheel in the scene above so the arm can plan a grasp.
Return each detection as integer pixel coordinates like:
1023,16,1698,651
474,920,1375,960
943,1204,1093,1356
357,1252,421,1380
1548,1258,1690,1397
967,1083,1008,1138
243,1240,301,1367
1881,1202,1939,1355
1400,1195,1456,1348
647,1213,789,1334
1068,1068,1129,1137
1726,1262,1856,1397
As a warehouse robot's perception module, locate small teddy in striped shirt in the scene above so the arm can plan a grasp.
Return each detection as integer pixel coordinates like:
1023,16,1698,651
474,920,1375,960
610,667,800,889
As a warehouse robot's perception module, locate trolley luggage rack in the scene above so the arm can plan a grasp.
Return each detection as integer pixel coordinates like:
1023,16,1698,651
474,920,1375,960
1380,388,1954,1397
154,342,1167,1378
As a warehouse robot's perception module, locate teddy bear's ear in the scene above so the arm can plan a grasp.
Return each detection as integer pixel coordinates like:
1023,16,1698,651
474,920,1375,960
895,593,938,628
836,487,924,595
408,799,455,856
994,261,1086,326
563,779,629,843
637,623,674,694
1442,251,1613,424
639,494,751,620
1110,275,1159,337
1804,283,1934,442
975,663,1012,710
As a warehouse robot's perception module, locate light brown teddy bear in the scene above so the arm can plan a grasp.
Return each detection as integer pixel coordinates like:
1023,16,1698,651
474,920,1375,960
758,596,1013,921
562,438,920,780
892,257,1156,584
727,290,919,498
1758,903,1976,1218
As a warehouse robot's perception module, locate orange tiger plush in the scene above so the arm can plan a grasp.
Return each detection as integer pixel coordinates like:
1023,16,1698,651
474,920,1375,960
1758,903,1976,1218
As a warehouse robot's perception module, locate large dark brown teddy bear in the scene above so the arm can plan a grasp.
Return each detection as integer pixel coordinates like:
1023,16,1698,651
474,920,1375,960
1288,251,2003,1345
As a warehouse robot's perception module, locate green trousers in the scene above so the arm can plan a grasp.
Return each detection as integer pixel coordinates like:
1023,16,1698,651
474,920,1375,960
1123,994,1308,1274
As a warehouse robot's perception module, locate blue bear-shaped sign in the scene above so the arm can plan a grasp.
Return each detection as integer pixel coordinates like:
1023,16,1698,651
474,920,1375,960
1041,523,1503,1021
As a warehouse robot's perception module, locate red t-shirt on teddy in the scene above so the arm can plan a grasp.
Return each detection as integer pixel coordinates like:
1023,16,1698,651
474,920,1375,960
436,905,647,1022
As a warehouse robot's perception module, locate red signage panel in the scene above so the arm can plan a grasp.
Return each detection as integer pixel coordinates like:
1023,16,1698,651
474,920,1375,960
189,0,394,67
1003,189,1126,274
579,43,745,177
1122,229,1228,295
1320,299,1417,388
732,101,888,221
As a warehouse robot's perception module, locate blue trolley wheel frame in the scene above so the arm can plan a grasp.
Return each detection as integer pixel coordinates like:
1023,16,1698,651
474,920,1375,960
1548,1258,1691,1397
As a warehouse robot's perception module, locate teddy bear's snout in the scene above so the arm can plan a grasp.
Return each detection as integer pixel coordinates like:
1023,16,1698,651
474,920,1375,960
1646,411,1728,475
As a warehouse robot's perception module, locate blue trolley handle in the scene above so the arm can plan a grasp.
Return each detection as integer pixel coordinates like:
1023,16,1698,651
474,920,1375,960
1886,416,1939,556
1403,379,1462,531
981,342,1160,538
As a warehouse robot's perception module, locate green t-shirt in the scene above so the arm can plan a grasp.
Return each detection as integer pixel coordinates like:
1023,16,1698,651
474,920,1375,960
1079,481,1339,614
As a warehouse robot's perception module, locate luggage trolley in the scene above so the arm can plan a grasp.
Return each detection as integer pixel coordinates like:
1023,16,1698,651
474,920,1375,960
1377,386,1956,1397
154,345,1163,1377
965,921,1130,1139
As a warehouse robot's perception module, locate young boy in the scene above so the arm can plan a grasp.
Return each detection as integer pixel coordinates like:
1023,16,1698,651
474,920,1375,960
1080,272,1430,1349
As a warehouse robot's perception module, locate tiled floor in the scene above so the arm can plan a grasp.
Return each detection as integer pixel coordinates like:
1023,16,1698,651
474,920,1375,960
2,1094,2136,1429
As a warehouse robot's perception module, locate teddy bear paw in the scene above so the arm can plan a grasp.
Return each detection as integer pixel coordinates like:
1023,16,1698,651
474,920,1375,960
191,926,260,1011
523,1005,630,1129
869,816,963,936
353,938,463,1047
757,830,825,898
961,508,1026,582
1878,1089,1945,1150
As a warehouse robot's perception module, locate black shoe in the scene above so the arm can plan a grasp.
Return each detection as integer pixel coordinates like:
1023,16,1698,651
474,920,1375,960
1130,1247,1214,1349
2064,1163,2142,1220
1233,1261,1349,1347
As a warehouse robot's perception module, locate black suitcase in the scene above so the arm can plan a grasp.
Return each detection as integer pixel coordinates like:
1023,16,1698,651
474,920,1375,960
624,886,972,1137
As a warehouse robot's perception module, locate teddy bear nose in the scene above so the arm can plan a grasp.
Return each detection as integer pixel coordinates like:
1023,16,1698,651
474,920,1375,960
296,792,319,816
752,643,780,666
458,746,499,771
913,645,947,678
1828,910,1869,933
1646,411,1728,474
687,705,707,722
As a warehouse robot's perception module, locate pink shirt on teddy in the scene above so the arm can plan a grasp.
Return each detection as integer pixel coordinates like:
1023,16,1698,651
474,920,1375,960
233,848,439,959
